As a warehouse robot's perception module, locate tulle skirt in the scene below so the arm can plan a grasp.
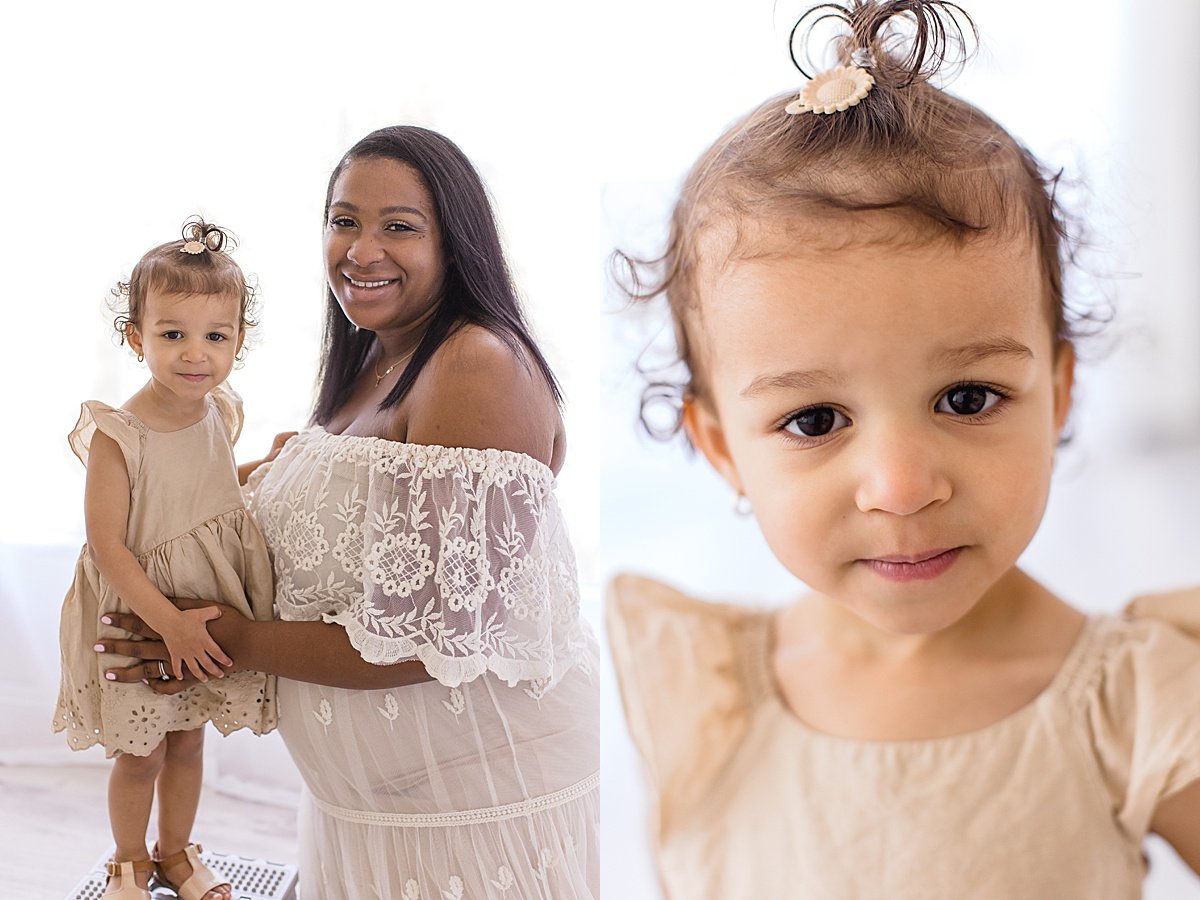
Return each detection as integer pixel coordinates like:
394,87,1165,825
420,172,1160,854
276,640,600,899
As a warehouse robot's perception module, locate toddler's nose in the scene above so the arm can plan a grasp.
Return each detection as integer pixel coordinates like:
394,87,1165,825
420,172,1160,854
854,427,952,516
180,340,207,363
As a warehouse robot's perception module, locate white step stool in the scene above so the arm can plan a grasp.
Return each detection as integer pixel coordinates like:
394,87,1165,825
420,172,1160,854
67,849,298,900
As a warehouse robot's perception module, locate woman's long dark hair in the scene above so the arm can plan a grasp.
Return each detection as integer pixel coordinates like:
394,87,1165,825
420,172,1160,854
312,125,562,425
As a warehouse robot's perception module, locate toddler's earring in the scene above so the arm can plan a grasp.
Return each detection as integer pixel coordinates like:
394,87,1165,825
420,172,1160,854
136,352,144,363
732,492,752,517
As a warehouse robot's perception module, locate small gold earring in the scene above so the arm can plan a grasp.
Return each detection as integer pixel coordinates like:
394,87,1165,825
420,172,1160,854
136,352,144,362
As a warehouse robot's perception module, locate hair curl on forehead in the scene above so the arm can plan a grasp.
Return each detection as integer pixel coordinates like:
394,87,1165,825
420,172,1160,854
617,0,1098,440
111,216,258,349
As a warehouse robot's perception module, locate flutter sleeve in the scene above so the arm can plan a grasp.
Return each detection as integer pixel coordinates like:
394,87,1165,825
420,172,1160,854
67,401,145,489
264,436,587,689
1087,588,1200,839
606,575,757,840
209,382,244,445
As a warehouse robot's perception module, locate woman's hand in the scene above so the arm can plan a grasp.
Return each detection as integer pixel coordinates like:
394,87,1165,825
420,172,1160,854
98,598,248,691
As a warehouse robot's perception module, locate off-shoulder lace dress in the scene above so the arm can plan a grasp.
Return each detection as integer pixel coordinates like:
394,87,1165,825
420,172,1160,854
53,386,277,757
247,427,599,899
608,576,1200,900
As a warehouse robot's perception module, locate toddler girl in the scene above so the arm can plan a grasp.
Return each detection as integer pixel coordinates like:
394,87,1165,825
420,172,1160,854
607,2,1200,897
53,218,277,899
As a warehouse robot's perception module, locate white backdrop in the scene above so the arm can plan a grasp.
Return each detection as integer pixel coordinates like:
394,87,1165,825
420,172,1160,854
0,1,1197,898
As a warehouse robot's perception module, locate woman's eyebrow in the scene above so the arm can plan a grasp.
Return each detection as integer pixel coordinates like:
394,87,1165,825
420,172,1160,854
934,337,1034,368
329,200,428,221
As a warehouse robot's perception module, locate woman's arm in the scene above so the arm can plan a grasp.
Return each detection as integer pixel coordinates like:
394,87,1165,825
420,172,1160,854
86,430,230,680
1152,777,1200,874
98,600,433,691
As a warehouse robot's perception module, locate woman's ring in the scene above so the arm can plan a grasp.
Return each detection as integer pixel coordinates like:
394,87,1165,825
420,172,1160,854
156,661,171,681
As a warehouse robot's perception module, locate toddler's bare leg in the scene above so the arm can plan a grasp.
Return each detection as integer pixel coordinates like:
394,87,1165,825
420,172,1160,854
155,727,230,900
108,740,167,890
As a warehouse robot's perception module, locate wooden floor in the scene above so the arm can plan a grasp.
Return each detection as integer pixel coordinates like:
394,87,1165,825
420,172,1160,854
0,764,298,900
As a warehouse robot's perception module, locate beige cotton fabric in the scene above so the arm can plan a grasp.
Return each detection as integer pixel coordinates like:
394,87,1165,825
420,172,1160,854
247,428,600,899
53,385,277,758
608,575,1200,900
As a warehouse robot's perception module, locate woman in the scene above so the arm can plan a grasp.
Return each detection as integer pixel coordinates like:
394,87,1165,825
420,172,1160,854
99,125,599,899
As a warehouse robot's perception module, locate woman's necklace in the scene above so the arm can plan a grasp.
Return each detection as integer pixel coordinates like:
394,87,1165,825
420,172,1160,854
374,348,416,387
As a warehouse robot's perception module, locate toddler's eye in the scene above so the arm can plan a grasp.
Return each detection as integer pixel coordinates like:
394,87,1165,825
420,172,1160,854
783,406,849,438
163,330,183,340
207,332,228,342
937,384,1002,416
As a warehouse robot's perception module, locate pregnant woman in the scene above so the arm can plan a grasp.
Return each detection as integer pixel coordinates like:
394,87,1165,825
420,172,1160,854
101,125,599,899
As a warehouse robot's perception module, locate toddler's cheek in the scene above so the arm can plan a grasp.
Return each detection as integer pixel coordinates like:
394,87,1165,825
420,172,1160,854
753,505,829,585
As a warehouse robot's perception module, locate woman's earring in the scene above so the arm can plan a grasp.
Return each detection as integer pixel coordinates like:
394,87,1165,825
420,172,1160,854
732,492,752,517
136,352,144,363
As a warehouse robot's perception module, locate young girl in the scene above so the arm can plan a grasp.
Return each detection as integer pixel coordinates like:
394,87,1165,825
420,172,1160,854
53,218,278,900
607,2,1200,897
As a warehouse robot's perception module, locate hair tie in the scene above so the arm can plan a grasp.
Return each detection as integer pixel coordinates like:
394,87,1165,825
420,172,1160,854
179,217,232,255
785,5,874,116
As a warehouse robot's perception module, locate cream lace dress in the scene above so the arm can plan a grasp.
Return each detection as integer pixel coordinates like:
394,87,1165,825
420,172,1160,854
53,386,277,757
608,576,1200,900
247,427,599,900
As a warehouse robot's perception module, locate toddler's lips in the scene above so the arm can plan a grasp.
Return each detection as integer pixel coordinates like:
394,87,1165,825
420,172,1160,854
179,373,208,383
861,547,962,582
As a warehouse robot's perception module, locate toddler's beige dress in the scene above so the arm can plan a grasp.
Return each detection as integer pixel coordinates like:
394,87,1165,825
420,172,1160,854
608,575,1200,900
53,385,276,757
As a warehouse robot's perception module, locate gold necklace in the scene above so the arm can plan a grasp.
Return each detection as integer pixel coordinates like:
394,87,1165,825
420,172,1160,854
373,349,416,387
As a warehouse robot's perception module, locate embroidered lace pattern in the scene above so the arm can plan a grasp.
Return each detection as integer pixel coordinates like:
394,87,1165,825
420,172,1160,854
249,428,589,688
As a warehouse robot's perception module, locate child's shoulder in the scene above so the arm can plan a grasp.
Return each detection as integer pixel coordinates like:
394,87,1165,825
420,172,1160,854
608,572,773,630
1085,588,1200,677
606,573,777,686
68,399,147,472
1077,589,1200,838
606,574,778,826
1086,589,1200,697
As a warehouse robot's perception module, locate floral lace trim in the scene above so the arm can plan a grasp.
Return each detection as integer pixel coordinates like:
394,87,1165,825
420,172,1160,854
309,771,598,828
324,608,591,689
304,426,557,484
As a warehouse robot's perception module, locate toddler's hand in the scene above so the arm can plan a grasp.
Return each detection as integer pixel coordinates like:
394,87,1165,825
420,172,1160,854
160,607,234,682
265,431,299,464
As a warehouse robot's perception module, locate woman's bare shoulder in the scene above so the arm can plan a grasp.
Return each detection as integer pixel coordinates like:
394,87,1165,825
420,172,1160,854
406,324,561,464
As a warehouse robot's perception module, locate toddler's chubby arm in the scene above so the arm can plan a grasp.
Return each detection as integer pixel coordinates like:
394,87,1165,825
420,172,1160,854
85,429,233,681
1151,778,1200,874
237,430,298,486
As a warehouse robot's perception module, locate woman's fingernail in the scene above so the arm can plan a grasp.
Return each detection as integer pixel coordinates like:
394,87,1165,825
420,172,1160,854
100,616,112,625
93,644,105,652
105,672,117,681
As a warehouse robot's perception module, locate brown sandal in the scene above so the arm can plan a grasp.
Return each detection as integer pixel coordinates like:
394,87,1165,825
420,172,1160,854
151,842,231,900
103,858,155,899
